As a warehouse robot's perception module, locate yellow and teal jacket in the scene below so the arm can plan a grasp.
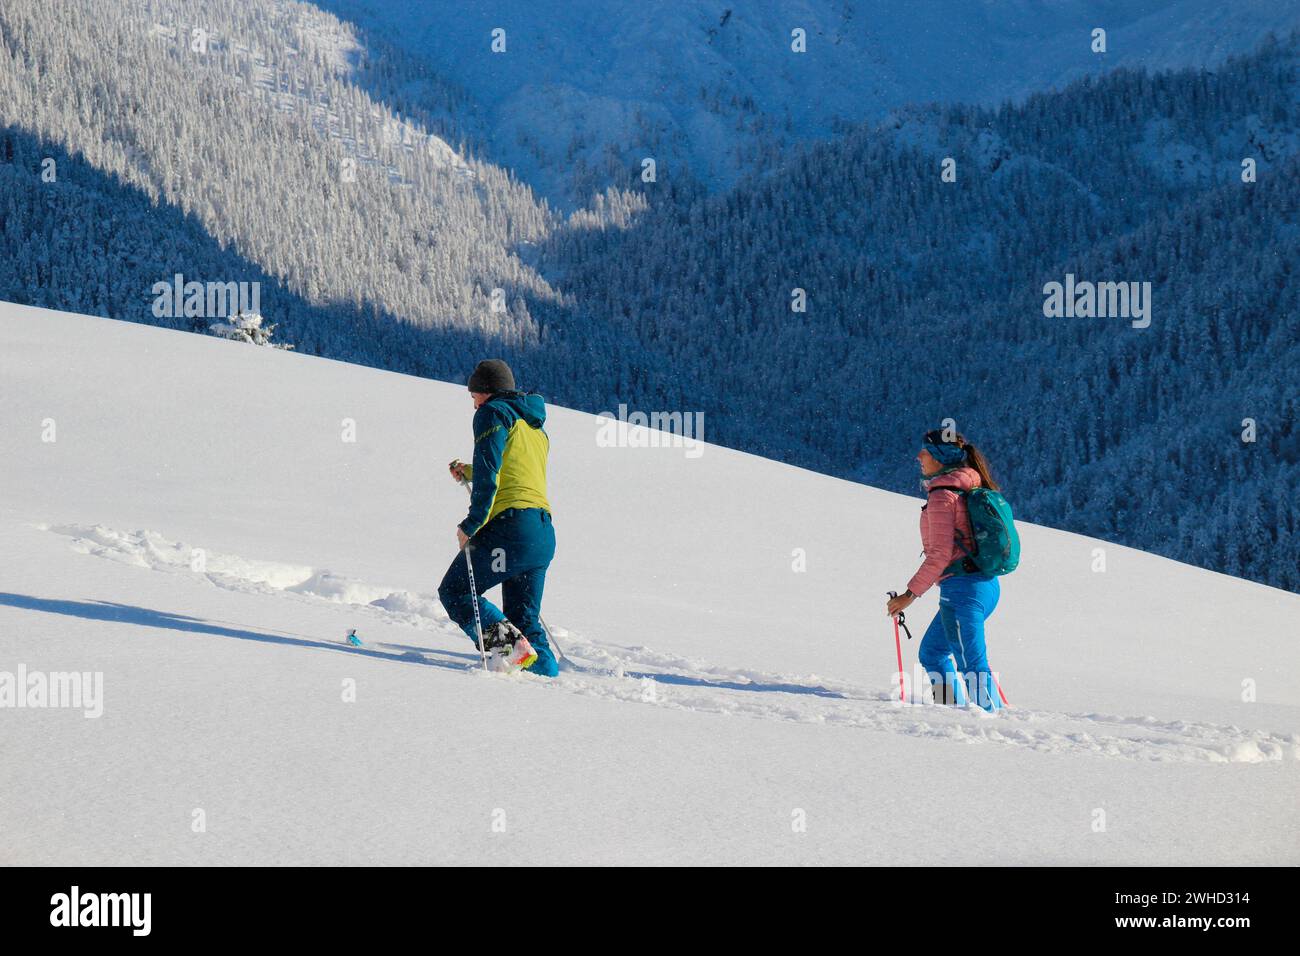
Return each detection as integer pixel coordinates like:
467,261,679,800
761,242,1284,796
459,391,551,537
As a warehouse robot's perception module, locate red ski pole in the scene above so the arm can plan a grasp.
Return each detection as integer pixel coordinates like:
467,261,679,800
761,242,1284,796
886,590,910,702
992,673,1010,706
892,614,905,702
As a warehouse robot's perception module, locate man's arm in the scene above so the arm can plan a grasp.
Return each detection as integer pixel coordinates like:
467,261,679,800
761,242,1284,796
460,406,507,537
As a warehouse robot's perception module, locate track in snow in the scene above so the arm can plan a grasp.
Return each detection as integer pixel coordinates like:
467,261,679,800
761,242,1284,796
42,522,1299,766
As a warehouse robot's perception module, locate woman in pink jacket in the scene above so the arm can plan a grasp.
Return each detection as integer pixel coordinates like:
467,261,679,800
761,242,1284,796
887,429,1004,711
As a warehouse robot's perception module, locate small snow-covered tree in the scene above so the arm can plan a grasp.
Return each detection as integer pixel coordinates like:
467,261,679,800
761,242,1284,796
208,311,294,350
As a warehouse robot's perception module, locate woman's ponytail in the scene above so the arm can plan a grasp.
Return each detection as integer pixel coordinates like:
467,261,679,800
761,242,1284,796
962,442,1000,491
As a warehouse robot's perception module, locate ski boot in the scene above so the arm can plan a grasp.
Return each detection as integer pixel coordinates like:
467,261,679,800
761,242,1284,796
481,620,537,672
930,675,966,706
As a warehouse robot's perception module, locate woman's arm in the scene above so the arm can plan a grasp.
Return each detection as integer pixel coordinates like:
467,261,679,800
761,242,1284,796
907,491,959,597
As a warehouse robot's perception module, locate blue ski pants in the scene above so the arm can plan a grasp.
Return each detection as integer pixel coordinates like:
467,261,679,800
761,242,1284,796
437,508,558,676
917,573,1003,711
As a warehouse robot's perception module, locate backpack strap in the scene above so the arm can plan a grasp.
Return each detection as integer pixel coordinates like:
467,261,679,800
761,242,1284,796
926,484,968,496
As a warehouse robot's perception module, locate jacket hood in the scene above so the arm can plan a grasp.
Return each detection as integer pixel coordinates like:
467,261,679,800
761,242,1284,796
488,390,547,428
924,465,980,492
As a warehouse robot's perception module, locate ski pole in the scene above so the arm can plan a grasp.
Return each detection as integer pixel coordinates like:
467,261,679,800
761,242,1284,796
452,461,489,670
886,590,906,702
991,672,1009,706
464,542,488,671
892,615,904,701
538,612,568,665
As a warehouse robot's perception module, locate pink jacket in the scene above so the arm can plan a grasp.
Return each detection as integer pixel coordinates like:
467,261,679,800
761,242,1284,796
907,466,980,597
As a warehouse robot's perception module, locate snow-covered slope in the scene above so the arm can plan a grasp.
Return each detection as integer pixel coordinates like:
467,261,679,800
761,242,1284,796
2,304,1297,865
317,0,1300,201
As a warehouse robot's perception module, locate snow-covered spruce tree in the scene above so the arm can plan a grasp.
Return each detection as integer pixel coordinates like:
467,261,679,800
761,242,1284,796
208,312,294,350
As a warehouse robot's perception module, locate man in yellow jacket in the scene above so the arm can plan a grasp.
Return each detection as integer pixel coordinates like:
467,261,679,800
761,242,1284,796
438,360,558,675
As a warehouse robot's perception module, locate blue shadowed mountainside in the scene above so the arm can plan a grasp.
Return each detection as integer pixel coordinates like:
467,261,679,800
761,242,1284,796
0,1,1295,590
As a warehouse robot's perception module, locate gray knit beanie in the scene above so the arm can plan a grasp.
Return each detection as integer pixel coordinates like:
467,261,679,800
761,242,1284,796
467,359,515,394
